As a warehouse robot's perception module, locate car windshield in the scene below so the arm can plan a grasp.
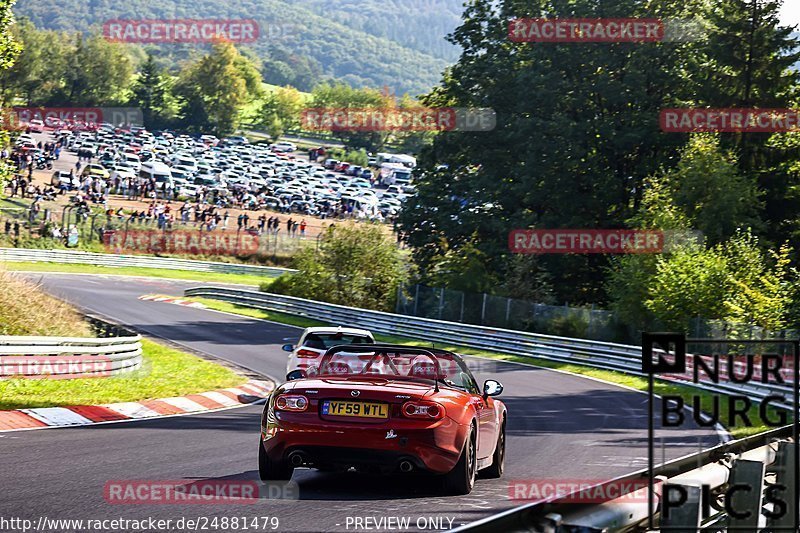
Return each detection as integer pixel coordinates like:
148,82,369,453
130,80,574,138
301,333,372,350
315,349,476,391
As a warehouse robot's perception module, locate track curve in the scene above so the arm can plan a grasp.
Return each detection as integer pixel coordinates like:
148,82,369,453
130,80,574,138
0,273,720,532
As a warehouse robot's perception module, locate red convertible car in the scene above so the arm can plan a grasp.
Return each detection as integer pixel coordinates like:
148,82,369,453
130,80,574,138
259,344,506,494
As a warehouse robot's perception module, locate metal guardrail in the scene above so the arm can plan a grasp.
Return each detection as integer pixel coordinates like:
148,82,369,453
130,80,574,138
0,248,295,277
453,426,797,532
0,323,142,379
182,287,794,403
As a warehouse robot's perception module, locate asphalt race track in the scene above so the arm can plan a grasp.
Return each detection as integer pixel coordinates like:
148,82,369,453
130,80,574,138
0,273,722,532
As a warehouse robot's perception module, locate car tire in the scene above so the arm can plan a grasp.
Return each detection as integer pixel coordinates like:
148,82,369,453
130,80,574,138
258,440,293,481
443,426,477,495
481,419,505,479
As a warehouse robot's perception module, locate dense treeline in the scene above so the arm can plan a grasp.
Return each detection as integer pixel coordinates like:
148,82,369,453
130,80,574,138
13,0,459,94
398,0,800,334
0,19,438,143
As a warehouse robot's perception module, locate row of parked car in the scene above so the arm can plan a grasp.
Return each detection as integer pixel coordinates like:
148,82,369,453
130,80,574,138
41,126,414,219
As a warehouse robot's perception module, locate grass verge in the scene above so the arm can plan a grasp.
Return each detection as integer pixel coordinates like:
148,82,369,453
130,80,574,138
0,338,247,410
190,296,777,439
2,261,277,286
0,270,92,336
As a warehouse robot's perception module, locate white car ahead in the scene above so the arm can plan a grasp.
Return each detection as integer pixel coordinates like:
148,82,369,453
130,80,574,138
282,326,375,378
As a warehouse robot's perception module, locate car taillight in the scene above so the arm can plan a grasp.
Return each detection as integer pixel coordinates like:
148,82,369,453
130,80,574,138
296,349,319,358
402,401,445,420
274,394,308,412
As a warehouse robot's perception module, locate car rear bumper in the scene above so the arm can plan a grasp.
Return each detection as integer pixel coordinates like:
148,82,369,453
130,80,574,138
262,418,467,474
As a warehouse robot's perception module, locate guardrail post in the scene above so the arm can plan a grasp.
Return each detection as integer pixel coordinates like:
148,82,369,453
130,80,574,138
768,441,797,530
505,297,511,327
660,483,702,532
460,291,465,323
481,293,487,325
438,288,444,320
727,458,765,531
413,284,420,316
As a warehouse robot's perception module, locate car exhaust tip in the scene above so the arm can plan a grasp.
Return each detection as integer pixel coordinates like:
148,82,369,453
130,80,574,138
399,460,413,473
288,452,306,467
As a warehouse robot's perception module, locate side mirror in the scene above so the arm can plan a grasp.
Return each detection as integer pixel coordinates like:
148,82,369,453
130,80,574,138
281,344,294,352
483,379,503,397
286,369,307,381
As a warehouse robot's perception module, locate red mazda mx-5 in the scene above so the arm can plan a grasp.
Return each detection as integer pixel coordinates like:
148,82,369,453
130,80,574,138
259,344,506,494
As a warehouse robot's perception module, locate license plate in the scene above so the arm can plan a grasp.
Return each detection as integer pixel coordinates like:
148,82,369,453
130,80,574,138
322,401,388,419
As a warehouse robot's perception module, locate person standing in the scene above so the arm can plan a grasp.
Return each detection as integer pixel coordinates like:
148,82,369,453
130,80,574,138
299,219,307,237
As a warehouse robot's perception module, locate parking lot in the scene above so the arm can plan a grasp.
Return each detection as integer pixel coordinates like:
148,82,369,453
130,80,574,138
7,125,415,239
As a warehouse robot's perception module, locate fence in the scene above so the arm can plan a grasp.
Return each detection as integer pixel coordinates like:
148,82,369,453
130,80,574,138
182,287,799,403
0,317,142,379
1,202,353,260
454,425,797,532
0,248,295,277
397,283,800,345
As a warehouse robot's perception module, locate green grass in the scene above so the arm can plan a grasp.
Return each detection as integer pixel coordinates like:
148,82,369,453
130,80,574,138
0,338,247,410
0,197,29,209
190,297,327,329
2,261,275,286
190,296,778,439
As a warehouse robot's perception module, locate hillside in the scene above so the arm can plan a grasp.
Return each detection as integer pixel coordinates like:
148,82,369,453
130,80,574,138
14,0,464,95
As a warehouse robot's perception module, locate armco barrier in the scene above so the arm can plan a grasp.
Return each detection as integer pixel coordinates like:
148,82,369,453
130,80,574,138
452,425,797,532
183,287,800,531
0,325,142,379
182,287,795,404
0,248,295,277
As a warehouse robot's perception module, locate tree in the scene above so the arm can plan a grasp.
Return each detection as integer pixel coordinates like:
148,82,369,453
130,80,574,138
0,18,53,105
174,41,262,135
265,223,407,311
400,0,701,303
0,0,19,72
427,236,498,294
60,32,133,105
0,0,20,197
721,232,793,330
257,86,304,140
307,83,393,151
645,244,732,331
129,52,175,129
697,0,800,172
658,134,762,244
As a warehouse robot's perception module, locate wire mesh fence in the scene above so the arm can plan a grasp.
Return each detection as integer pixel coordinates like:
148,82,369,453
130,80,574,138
396,283,799,345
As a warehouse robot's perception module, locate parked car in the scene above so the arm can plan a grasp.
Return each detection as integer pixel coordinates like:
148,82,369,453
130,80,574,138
26,119,44,133
271,141,297,152
51,170,78,189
